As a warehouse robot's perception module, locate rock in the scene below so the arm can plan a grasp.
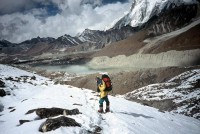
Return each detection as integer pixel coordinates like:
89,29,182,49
6,91,11,95
31,76,36,80
10,109,16,112
73,103,83,106
0,89,6,97
0,80,5,87
21,99,28,102
88,125,102,134
93,126,102,134
5,77,14,81
39,116,81,132
19,120,31,125
25,109,37,114
63,108,81,116
34,108,81,119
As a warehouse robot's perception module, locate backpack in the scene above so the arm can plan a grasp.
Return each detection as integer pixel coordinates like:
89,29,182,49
102,74,112,92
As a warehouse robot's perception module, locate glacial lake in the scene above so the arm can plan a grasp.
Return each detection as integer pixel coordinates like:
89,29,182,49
34,64,143,75
35,64,108,74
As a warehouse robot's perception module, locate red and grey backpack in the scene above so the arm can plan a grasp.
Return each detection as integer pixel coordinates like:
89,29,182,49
102,74,112,92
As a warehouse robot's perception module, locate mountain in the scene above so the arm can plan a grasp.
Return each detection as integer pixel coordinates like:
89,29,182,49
52,34,82,47
0,26,136,57
79,0,199,50
0,40,14,48
78,26,136,48
0,37,55,55
92,18,200,57
112,0,198,30
19,36,55,45
0,64,200,133
0,0,199,62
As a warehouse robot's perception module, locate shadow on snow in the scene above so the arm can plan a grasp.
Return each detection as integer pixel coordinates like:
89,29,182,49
117,112,154,119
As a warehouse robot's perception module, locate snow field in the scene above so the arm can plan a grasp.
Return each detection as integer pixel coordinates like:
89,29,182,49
0,64,200,134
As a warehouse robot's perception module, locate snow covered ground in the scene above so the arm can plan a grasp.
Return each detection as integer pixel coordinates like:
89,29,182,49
0,64,200,134
125,69,200,119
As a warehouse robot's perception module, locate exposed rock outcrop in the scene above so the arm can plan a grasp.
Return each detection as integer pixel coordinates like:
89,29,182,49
24,107,81,132
146,3,198,37
39,116,81,132
0,89,6,97
19,120,31,125
26,108,81,119
0,80,5,87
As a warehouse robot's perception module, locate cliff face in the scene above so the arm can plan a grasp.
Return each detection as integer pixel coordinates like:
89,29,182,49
113,0,198,30
146,3,198,37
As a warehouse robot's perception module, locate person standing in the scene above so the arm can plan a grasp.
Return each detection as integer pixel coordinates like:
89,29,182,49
96,75,112,113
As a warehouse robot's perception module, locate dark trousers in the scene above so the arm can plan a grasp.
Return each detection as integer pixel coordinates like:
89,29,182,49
99,96,109,107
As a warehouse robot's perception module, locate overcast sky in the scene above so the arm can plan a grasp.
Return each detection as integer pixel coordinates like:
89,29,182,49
0,0,132,43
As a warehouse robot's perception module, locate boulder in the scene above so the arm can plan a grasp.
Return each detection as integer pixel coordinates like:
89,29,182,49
10,109,16,112
25,109,37,114
0,89,6,97
39,116,81,132
31,76,36,80
27,108,81,119
5,77,14,81
0,80,5,87
19,120,31,125
63,108,80,116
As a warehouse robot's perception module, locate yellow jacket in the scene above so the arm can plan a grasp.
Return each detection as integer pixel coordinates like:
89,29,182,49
98,80,109,98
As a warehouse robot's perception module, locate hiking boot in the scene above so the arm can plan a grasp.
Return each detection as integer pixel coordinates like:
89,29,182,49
105,106,110,112
98,107,104,113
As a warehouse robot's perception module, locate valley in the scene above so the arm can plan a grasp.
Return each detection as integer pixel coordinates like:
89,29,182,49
0,0,200,133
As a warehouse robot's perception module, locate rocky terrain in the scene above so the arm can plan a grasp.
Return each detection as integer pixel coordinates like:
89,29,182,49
125,69,200,119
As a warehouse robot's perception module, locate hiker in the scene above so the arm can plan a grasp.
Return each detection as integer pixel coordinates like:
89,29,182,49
95,74,112,113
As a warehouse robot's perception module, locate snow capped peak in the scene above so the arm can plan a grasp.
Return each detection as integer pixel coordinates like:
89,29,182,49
80,28,97,35
61,34,72,40
77,29,100,42
112,0,199,29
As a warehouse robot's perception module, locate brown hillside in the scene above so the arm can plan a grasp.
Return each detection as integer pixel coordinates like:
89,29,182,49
143,23,200,54
92,23,200,58
25,42,52,56
92,30,147,57
63,66,200,95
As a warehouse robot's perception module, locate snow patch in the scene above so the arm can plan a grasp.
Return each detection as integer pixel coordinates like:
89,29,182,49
125,69,200,119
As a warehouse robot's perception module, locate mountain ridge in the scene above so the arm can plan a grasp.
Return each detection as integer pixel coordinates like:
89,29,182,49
112,0,198,29
0,0,199,64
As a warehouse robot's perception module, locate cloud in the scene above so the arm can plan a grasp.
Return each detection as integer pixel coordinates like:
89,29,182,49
0,0,131,43
0,0,52,15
